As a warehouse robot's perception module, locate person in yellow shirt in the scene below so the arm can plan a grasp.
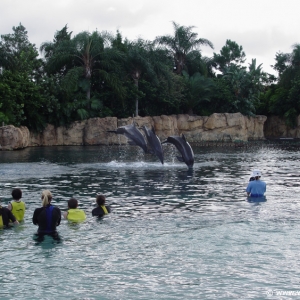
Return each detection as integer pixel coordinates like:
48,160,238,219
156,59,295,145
63,198,86,222
7,188,26,222
0,199,19,228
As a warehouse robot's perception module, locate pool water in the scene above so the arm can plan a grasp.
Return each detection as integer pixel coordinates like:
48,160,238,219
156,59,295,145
0,144,300,299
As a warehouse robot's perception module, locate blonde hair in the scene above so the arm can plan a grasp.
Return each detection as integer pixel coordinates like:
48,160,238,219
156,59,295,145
41,190,52,207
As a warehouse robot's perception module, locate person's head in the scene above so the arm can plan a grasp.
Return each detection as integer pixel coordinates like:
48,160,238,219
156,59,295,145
12,188,22,200
68,198,78,209
41,190,52,207
251,169,262,180
96,195,106,206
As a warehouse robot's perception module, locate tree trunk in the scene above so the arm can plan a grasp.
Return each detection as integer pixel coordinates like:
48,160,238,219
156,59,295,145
135,98,138,117
134,78,139,117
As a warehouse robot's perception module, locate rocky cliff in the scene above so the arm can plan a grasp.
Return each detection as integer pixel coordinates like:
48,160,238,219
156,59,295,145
0,113,267,150
264,115,300,138
0,125,30,150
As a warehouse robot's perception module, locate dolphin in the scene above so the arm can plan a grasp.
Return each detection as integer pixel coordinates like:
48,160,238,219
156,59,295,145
162,134,194,168
140,125,164,164
107,123,148,153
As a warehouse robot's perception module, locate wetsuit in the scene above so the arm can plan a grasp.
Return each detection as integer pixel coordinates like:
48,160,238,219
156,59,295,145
0,206,17,228
32,204,61,240
92,205,111,217
11,201,26,221
67,208,86,222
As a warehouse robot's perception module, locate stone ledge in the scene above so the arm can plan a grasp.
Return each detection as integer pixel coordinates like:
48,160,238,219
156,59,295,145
0,113,267,150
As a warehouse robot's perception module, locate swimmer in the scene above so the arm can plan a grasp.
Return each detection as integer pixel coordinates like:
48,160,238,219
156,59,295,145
0,201,19,228
32,190,61,241
92,195,111,218
7,188,26,222
63,198,86,222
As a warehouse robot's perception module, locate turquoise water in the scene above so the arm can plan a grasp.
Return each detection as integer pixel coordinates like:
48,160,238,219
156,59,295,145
1,144,300,299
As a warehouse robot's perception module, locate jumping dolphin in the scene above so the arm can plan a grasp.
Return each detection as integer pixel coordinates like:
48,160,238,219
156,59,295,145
162,134,194,168
140,125,164,164
107,123,148,153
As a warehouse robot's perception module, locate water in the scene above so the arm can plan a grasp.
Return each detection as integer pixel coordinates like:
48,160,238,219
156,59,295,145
1,144,300,299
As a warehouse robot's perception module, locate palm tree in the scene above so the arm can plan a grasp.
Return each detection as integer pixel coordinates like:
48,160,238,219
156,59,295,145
40,29,125,120
122,39,171,116
182,71,215,115
222,59,267,115
155,21,214,75
42,30,120,98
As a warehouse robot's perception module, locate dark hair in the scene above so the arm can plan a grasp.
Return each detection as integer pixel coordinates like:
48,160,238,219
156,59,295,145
68,198,78,209
12,188,22,200
96,195,106,206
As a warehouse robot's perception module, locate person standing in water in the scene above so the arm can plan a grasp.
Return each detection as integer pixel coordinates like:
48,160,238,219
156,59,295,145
92,195,111,218
32,190,61,241
63,198,86,222
7,188,26,222
0,198,19,228
246,169,266,197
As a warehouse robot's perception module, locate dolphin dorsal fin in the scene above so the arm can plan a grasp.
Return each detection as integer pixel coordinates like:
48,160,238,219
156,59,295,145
182,134,186,142
151,126,156,134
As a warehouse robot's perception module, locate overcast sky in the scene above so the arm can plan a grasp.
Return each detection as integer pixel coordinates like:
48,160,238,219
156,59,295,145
1,0,300,75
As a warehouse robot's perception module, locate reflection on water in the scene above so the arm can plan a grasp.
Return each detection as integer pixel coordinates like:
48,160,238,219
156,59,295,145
1,144,300,299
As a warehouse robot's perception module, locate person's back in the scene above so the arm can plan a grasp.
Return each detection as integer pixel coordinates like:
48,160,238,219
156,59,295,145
246,169,266,197
8,188,25,222
33,205,61,233
32,190,61,236
92,194,111,217
67,208,86,222
64,198,86,222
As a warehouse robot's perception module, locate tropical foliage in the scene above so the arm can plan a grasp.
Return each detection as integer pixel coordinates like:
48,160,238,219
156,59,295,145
0,22,299,130
261,44,300,126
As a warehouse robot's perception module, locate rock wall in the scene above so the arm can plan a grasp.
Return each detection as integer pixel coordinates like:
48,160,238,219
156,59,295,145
264,115,300,138
0,125,30,150
0,113,267,150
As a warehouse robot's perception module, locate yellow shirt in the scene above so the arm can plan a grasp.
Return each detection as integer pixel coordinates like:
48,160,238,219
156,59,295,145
67,208,86,222
11,201,26,221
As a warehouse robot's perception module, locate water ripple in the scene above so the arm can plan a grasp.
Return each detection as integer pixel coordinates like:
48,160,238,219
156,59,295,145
1,144,300,299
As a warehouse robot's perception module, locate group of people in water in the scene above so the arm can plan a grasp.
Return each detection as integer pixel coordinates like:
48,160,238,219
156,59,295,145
0,168,266,239
0,189,111,240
